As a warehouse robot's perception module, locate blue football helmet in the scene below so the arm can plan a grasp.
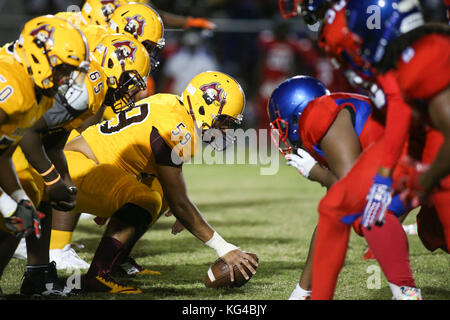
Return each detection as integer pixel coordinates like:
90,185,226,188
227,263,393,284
268,75,330,155
345,0,424,68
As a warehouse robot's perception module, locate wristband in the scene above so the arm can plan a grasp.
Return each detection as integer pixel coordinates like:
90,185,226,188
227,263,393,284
205,231,238,257
11,189,30,202
0,192,18,218
373,174,393,186
40,164,55,177
39,164,61,186
44,174,61,186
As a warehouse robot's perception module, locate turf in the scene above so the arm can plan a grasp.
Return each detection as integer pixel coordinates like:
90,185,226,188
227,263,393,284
1,157,449,300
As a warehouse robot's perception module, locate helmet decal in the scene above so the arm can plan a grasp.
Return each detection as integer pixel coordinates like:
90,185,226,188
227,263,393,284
200,82,225,105
112,40,137,64
125,15,146,37
30,24,55,47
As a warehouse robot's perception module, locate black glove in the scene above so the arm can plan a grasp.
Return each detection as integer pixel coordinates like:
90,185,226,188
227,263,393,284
4,200,45,238
47,179,78,211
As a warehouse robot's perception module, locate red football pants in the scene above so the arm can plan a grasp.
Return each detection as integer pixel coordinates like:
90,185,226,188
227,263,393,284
311,138,412,299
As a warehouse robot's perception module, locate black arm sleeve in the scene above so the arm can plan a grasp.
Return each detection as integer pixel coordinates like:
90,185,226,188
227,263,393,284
150,127,182,168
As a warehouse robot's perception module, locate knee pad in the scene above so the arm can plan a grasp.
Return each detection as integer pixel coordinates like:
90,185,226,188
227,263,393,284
112,203,153,235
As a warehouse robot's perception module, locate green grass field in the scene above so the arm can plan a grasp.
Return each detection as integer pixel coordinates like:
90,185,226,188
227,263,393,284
1,159,449,300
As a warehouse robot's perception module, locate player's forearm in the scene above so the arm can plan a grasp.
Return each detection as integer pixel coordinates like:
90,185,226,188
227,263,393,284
19,127,53,174
379,98,412,176
159,11,187,28
308,164,338,189
170,198,214,243
43,130,72,183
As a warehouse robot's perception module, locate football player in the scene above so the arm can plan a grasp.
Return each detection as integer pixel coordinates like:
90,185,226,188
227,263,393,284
9,33,150,278
268,76,418,300
0,15,89,296
47,2,165,267
309,0,449,300
53,71,257,293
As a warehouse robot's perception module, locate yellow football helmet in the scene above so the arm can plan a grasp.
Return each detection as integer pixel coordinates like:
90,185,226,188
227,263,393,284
91,33,150,113
181,71,245,150
81,0,127,25
15,15,90,91
108,3,165,72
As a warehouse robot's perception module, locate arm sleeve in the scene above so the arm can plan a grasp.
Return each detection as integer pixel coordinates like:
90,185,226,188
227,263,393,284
150,127,182,168
42,94,85,129
377,72,412,170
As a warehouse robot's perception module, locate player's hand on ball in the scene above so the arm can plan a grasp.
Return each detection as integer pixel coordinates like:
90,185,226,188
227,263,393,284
47,180,77,211
285,148,317,178
221,249,258,283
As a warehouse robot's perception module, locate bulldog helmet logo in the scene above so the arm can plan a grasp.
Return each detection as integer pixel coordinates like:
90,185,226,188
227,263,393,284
112,40,137,62
30,24,55,47
200,83,225,105
124,15,146,37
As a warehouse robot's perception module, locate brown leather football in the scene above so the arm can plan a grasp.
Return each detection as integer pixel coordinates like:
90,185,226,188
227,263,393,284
204,252,258,288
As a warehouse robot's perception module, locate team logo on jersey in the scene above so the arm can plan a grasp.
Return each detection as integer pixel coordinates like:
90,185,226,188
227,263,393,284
124,15,146,37
113,40,137,64
30,24,55,47
200,83,225,105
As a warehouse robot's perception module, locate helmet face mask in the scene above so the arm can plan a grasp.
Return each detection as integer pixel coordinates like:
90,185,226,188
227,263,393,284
107,69,147,113
142,39,165,73
270,110,297,156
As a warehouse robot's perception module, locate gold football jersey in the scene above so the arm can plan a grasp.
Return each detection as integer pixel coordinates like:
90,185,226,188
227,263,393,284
0,53,54,149
81,93,199,176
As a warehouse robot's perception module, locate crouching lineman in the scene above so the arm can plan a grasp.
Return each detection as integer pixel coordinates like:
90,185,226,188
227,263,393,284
55,71,258,293
47,2,167,263
3,31,150,292
0,15,90,296
268,76,418,300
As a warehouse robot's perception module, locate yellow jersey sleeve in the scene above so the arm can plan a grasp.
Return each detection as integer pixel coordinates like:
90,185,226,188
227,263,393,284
0,54,54,148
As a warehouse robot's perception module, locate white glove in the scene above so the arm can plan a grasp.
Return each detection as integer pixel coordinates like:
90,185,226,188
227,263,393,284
285,148,317,178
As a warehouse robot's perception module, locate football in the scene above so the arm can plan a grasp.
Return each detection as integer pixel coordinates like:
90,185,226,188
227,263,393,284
204,252,259,288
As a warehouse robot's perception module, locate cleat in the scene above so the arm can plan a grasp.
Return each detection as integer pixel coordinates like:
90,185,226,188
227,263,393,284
50,244,90,270
20,262,73,296
393,287,422,300
82,273,142,294
113,257,162,277
363,247,376,260
13,238,27,260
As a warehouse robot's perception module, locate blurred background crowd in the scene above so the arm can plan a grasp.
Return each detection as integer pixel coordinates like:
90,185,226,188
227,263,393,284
0,0,447,129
